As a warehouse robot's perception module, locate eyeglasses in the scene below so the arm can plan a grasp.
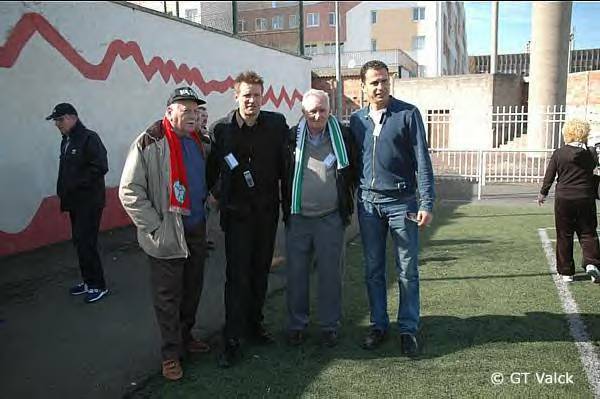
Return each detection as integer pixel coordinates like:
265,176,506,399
53,116,66,123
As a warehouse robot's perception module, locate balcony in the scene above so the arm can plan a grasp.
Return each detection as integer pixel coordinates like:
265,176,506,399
309,49,418,77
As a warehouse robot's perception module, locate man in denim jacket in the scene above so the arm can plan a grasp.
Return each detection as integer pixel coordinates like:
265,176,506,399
350,60,435,356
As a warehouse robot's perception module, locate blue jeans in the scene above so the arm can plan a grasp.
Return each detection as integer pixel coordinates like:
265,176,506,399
357,192,420,334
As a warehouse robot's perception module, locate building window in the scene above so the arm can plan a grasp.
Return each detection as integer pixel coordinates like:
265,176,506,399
238,19,247,32
185,8,198,22
412,7,425,21
307,12,319,27
289,14,299,28
272,15,283,30
371,10,377,24
371,39,377,51
255,18,267,31
329,12,336,26
418,65,426,77
304,43,318,56
412,35,425,50
324,42,336,54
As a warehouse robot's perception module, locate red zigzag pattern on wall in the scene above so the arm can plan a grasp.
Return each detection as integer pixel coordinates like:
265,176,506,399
0,12,303,108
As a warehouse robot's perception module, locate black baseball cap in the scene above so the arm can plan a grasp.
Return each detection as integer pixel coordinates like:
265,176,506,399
46,103,78,120
167,86,206,106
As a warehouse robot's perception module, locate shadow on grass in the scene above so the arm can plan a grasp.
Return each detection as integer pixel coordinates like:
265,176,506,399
129,187,572,398
129,192,473,397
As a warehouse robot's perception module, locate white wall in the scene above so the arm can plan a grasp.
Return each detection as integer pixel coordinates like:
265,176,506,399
394,75,496,150
0,2,309,236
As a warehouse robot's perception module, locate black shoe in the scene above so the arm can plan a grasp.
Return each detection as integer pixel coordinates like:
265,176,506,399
361,328,386,350
218,339,240,368
321,330,339,348
249,325,275,345
286,330,306,346
400,334,419,357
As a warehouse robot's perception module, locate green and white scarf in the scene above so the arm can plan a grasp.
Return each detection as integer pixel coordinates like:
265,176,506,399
291,115,349,214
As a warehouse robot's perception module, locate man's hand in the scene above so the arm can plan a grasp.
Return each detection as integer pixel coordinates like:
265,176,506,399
417,210,433,229
537,193,546,206
207,193,219,209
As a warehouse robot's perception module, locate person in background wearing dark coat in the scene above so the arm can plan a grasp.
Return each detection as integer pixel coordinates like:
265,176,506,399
538,119,600,283
46,103,109,303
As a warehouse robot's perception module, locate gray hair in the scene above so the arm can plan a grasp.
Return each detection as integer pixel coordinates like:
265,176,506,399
302,89,330,111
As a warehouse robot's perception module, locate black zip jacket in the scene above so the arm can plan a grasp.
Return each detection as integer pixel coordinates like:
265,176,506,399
57,120,108,211
281,123,358,226
207,110,288,229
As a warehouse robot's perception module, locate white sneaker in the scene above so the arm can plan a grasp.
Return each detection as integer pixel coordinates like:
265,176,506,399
585,265,600,283
561,275,574,283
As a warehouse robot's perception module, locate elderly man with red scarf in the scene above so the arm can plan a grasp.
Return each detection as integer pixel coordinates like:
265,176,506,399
119,87,212,381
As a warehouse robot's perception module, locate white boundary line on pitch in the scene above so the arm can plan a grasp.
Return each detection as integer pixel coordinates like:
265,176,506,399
538,228,600,398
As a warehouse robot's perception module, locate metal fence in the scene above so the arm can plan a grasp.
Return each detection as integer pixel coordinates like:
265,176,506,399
469,48,600,75
427,105,567,199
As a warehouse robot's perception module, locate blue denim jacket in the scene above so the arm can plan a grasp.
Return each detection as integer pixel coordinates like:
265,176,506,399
349,96,435,212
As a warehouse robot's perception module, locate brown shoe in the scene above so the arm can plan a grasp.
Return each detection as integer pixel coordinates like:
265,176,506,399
186,339,211,353
162,359,183,381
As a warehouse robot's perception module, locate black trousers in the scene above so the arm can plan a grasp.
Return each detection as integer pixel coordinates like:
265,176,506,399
223,208,279,340
69,206,105,289
555,197,600,275
148,224,207,361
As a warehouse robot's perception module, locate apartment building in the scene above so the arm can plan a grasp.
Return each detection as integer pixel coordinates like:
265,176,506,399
344,1,468,77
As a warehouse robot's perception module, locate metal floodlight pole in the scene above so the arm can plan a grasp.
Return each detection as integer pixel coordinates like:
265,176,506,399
232,1,238,34
491,1,499,74
299,1,304,55
335,1,342,120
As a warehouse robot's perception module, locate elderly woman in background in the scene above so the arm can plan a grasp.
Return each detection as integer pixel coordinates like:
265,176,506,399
538,119,600,283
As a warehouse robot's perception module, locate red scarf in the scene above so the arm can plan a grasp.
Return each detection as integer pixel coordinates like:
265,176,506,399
162,117,205,215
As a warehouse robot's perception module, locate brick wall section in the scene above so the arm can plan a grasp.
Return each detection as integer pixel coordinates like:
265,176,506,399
567,71,600,107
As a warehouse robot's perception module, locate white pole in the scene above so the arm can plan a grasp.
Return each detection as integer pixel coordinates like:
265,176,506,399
491,1,499,74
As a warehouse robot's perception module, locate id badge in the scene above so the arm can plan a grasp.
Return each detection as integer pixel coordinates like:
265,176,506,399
324,153,336,169
243,170,255,188
373,124,382,137
224,153,239,170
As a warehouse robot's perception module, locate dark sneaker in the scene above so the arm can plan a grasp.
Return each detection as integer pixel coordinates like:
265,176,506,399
84,288,108,303
361,328,386,350
286,330,306,346
69,282,88,296
249,325,275,345
586,265,600,283
321,330,339,348
400,334,419,357
218,339,241,368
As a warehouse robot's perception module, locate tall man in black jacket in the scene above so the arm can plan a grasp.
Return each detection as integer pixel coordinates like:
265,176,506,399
207,71,288,367
47,103,109,303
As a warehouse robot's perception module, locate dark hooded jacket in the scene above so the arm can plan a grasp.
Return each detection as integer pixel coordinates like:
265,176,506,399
57,120,108,211
540,144,598,200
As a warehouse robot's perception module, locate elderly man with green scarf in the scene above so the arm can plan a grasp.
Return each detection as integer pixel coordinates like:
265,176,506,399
281,89,357,347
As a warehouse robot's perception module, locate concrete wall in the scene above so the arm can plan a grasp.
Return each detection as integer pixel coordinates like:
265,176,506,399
0,2,310,256
393,74,494,149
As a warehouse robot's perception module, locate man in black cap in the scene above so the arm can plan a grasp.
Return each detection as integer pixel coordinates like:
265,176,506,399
119,87,212,381
46,103,109,303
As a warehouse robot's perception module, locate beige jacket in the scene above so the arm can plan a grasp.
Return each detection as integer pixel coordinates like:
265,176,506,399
119,121,190,259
